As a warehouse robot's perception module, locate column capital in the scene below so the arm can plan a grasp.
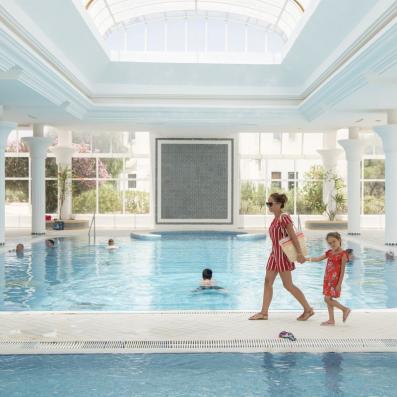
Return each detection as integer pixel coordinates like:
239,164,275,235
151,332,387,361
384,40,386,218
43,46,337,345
338,139,365,161
22,137,53,159
0,121,17,147
373,125,397,154
317,148,343,168
51,146,75,165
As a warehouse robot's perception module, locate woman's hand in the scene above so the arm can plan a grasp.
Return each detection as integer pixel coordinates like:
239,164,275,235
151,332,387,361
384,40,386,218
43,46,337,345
297,253,306,264
335,284,341,293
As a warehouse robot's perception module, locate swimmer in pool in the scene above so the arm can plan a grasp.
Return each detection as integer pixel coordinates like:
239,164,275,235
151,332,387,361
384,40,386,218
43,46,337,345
9,243,25,256
107,238,118,249
345,248,355,262
45,239,56,248
195,268,225,291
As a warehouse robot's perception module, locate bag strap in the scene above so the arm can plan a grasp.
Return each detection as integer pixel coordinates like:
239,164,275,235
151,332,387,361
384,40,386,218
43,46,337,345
280,213,302,234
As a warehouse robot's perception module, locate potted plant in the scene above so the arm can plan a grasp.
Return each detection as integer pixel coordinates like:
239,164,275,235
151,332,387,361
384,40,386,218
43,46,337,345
58,165,71,220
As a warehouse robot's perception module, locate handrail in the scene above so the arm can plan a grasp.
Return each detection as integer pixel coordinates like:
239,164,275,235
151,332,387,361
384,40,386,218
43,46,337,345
88,211,96,243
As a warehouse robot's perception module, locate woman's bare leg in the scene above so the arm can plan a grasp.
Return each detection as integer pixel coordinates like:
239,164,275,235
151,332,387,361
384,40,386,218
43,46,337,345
279,271,312,313
249,270,278,320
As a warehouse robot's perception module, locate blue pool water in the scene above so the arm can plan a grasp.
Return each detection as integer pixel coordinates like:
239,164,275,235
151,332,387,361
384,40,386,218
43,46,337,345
0,232,396,311
0,353,396,397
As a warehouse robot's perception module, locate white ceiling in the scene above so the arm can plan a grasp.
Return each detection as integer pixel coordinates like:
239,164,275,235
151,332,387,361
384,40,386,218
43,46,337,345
0,0,396,133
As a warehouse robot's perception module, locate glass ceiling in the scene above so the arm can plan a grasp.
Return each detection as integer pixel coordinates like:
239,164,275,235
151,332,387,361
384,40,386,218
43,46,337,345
84,0,309,40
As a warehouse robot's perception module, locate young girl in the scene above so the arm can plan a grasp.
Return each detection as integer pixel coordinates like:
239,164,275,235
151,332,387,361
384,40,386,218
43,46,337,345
307,232,351,326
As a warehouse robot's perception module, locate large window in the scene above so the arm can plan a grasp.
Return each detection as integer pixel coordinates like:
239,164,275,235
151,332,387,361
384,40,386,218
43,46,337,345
361,158,385,215
71,131,150,215
239,132,343,216
5,128,151,216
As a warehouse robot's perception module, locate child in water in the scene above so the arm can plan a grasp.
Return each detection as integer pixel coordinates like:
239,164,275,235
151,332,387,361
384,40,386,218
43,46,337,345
306,232,351,326
196,268,224,291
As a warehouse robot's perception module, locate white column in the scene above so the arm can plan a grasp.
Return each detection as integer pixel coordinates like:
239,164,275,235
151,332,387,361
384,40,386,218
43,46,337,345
51,130,75,220
374,110,397,245
338,129,365,235
22,137,53,234
0,121,17,244
318,132,343,215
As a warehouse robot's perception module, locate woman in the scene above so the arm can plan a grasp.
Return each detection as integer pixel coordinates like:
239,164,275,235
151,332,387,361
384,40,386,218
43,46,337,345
249,193,314,321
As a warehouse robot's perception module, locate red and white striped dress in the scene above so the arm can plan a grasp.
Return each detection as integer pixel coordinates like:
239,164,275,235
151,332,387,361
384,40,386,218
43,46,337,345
266,213,295,272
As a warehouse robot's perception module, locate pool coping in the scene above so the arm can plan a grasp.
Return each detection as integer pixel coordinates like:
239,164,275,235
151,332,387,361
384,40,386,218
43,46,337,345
0,310,396,354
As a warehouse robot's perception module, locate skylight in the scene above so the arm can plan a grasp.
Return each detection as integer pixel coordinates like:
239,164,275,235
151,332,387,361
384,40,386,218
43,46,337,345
82,0,311,63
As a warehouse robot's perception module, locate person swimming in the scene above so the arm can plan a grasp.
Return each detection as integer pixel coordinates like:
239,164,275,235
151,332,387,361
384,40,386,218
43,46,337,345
45,239,56,248
194,268,225,291
345,248,355,262
107,238,118,249
386,251,395,261
9,243,25,256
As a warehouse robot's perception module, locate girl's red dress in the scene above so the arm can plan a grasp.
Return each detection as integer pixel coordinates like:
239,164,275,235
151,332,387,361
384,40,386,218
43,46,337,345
267,213,295,273
323,249,348,298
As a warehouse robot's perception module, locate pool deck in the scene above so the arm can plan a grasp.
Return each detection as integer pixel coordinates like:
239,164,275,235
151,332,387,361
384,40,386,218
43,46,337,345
0,310,396,354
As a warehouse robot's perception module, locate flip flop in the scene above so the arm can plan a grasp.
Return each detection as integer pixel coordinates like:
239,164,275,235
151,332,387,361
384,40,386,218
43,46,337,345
320,321,335,326
279,331,296,341
343,308,351,323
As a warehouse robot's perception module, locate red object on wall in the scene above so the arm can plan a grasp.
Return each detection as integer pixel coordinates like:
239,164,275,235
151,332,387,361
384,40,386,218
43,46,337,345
45,215,52,221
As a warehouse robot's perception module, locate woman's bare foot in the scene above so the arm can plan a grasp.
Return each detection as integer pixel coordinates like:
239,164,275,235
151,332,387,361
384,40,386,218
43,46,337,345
320,320,335,326
297,308,315,321
343,308,351,323
249,312,268,320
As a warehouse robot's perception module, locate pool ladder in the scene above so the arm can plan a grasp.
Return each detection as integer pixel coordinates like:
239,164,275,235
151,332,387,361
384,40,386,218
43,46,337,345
88,212,96,243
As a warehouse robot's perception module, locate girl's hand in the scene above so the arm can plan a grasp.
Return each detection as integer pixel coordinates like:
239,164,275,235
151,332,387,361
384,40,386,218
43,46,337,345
335,285,341,293
297,253,305,264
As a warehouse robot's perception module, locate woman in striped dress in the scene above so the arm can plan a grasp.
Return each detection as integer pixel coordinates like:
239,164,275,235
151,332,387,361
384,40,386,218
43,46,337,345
249,193,314,321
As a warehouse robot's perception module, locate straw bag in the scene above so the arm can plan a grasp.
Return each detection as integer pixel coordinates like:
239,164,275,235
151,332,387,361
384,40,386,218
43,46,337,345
279,214,307,262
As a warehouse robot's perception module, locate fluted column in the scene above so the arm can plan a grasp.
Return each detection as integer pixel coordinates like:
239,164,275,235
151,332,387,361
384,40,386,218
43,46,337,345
0,121,17,244
338,129,365,235
22,137,53,234
374,110,397,245
51,130,75,220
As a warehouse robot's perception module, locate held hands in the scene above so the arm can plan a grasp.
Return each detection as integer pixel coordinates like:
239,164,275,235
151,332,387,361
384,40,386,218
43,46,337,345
297,253,306,264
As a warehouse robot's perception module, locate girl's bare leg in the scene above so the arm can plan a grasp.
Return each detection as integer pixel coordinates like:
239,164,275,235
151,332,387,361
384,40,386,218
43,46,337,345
249,270,278,320
322,297,335,325
327,298,351,322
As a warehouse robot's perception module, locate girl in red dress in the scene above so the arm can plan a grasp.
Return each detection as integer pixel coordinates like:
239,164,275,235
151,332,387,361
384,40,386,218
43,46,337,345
307,232,351,326
249,193,314,321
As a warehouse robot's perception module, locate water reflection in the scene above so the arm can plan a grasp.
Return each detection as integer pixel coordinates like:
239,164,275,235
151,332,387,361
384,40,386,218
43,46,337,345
322,353,343,397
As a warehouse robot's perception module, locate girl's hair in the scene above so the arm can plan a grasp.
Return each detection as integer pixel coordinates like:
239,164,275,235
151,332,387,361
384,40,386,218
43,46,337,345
326,232,342,243
269,193,288,208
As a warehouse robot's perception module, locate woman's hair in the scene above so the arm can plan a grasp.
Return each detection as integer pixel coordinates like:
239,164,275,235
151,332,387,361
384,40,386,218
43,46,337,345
326,232,342,243
269,193,288,208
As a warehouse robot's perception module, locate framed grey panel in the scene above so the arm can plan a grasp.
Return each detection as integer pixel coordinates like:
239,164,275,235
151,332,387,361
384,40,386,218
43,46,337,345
156,139,233,224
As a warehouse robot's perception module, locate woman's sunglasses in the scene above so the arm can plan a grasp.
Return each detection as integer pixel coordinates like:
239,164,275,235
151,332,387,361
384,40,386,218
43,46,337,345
266,202,274,207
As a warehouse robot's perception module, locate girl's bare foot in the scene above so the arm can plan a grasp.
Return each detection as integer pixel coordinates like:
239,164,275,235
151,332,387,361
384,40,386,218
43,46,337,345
297,308,315,321
343,308,351,323
320,320,335,326
249,312,268,320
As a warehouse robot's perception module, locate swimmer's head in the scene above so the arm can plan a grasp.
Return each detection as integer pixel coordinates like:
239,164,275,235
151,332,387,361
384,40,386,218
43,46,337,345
16,243,24,252
202,268,212,280
45,239,55,248
108,239,114,246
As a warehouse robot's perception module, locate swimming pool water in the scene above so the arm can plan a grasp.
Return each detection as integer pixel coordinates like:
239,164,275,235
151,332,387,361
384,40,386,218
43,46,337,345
0,233,396,311
0,353,396,397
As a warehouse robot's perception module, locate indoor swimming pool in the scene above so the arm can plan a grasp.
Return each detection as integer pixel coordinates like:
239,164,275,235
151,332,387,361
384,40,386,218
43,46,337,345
0,352,396,397
0,232,396,311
